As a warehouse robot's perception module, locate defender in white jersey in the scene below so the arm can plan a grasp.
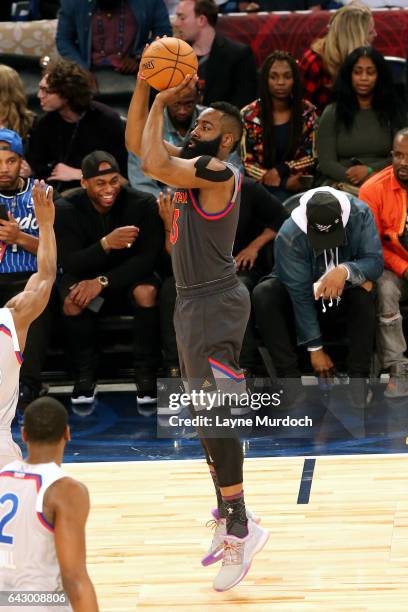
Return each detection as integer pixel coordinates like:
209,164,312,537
0,308,23,466
0,180,56,469
0,397,99,611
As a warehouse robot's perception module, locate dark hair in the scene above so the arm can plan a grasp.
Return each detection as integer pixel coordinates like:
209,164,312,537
334,46,405,132
193,0,218,28
210,101,244,151
24,397,68,444
259,51,303,168
44,59,93,114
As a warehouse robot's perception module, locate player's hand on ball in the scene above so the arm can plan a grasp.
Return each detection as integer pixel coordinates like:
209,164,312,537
32,179,55,227
156,74,198,106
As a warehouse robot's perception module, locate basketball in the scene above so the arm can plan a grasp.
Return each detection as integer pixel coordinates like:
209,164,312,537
140,37,198,91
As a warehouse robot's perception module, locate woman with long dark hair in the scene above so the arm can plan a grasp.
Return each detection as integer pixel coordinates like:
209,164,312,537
241,50,317,202
317,46,406,189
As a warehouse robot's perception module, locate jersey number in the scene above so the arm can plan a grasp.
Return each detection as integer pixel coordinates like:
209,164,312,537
0,493,19,544
170,208,180,245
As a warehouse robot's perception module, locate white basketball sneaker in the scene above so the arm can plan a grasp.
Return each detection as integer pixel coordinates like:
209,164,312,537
201,507,261,567
213,520,269,592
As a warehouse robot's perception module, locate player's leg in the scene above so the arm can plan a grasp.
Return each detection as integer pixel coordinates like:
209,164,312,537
173,294,226,522
60,274,99,403
205,284,269,590
131,280,161,403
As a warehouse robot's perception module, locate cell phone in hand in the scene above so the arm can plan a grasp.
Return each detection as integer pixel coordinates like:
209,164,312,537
86,296,105,313
0,204,9,221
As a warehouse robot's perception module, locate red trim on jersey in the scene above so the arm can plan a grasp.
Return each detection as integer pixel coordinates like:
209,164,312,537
0,324,12,338
37,511,54,532
188,173,242,221
0,470,54,532
208,357,245,381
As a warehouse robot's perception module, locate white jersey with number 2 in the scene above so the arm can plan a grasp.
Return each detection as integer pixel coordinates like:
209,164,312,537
0,460,72,611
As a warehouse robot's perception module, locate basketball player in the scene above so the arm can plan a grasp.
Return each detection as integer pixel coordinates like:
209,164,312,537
0,180,56,468
0,397,99,611
127,63,269,591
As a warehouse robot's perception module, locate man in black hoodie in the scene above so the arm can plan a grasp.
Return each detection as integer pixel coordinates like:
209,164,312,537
55,151,164,404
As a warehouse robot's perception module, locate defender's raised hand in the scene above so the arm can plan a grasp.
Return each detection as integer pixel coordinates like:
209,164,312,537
32,180,55,227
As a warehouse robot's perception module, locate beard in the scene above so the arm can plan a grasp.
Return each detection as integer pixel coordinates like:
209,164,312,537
180,134,222,160
97,0,120,10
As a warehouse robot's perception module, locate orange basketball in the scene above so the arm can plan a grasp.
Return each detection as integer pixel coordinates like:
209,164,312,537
140,37,198,91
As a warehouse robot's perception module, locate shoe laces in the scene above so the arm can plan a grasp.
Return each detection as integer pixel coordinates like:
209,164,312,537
206,518,218,530
206,518,226,535
222,540,244,566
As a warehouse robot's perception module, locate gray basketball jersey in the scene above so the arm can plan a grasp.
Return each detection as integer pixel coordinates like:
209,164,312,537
170,161,242,289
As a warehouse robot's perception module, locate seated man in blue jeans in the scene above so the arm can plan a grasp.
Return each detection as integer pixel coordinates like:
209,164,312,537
253,187,384,407
55,151,164,404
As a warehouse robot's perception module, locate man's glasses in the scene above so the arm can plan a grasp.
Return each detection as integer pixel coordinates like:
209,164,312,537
38,86,55,95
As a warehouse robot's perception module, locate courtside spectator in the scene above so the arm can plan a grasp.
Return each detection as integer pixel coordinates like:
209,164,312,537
0,65,34,142
241,51,317,202
174,0,257,108
0,65,34,178
129,86,205,198
359,129,408,398
56,0,171,94
299,4,376,114
27,59,128,192
317,47,406,191
253,187,383,407
0,129,52,410
55,151,164,405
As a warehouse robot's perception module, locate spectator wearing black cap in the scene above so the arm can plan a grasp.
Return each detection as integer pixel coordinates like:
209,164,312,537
253,187,383,405
55,151,164,404
26,59,128,193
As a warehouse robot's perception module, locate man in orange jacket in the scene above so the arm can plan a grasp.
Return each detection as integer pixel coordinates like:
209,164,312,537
359,128,408,398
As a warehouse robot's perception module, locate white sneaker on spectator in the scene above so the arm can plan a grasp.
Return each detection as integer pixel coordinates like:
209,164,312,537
201,507,261,567
135,368,157,405
71,380,97,404
213,520,269,592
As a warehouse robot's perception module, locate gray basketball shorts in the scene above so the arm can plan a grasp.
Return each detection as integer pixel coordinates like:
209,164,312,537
173,280,250,408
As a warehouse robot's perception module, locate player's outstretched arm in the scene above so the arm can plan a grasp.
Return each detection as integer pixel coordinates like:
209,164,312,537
51,478,100,612
126,41,181,158
5,180,56,350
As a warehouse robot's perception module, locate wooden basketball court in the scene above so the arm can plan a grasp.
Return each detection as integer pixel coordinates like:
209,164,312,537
66,454,408,611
